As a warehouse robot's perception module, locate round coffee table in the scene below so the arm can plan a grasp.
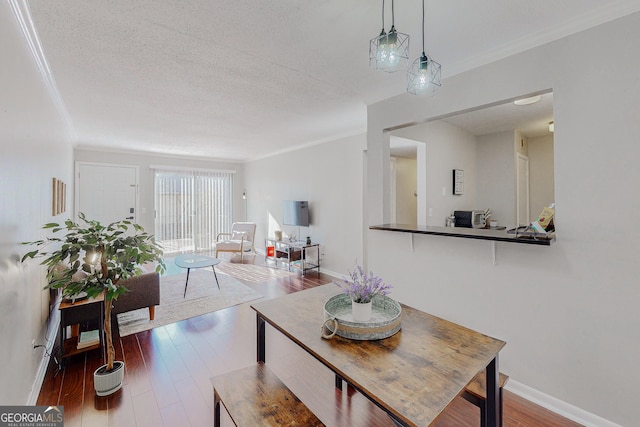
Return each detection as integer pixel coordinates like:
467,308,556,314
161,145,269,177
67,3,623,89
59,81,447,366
174,254,221,297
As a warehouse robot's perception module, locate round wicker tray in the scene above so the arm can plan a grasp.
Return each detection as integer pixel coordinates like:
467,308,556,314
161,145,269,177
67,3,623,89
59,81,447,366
323,293,402,340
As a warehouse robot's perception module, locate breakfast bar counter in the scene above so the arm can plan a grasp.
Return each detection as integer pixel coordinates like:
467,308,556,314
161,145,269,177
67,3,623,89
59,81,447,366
370,223,555,246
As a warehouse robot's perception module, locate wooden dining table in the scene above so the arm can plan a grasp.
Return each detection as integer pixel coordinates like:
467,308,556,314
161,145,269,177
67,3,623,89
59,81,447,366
251,284,506,426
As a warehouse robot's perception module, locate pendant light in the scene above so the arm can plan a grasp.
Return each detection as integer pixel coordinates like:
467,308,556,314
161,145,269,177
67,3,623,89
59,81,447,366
370,0,409,72
369,0,388,69
407,0,441,95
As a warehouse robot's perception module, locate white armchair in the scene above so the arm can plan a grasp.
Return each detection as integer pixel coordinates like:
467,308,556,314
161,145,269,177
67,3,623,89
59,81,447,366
215,222,256,262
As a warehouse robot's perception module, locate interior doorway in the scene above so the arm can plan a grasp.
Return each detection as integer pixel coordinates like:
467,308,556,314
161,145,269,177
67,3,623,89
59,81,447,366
516,153,530,226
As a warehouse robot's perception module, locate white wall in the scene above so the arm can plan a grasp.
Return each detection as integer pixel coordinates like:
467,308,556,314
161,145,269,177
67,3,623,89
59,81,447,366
392,121,478,226
528,134,555,218
367,12,640,426
73,149,245,234
477,131,516,228
244,134,366,276
0,3,73,404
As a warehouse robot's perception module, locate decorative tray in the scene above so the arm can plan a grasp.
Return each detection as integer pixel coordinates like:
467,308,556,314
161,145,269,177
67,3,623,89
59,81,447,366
63,291,88,303
323,293,402,340
507,225,555,239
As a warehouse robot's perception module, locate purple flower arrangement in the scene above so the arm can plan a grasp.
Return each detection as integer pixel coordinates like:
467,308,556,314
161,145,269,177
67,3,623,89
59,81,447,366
337,264,392,304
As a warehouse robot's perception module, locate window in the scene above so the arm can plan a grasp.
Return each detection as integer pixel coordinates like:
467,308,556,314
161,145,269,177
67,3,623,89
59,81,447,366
153,167,233,254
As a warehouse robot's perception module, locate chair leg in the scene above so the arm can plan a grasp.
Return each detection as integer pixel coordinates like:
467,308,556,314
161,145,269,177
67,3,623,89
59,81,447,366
149,306,155,321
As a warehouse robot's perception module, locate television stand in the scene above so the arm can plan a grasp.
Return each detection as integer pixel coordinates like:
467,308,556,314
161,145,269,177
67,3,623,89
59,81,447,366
264,238,320,276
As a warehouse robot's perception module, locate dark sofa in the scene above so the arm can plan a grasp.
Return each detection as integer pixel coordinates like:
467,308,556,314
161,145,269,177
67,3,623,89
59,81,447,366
111,271,160,320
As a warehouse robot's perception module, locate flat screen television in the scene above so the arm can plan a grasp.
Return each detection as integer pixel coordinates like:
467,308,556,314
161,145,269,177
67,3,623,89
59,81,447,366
282,200,310,227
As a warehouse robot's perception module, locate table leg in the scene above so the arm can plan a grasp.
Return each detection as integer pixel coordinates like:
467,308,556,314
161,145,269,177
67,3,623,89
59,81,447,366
257,314,266,363
214,389,221,427
335,374,343,390
485,355,500,427
58,312,65,370
211,265,220,289
183,268,191,298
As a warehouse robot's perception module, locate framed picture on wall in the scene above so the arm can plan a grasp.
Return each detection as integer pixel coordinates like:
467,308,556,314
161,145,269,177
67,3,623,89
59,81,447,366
52,178,58,215
52,178,67,215
453,169,464,195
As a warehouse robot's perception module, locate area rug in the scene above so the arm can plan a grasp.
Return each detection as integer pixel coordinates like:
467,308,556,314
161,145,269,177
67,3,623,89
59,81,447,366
116,268,262,337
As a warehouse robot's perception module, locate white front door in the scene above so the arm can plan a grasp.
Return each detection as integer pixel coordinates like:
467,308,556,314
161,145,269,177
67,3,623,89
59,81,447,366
75,162,139,224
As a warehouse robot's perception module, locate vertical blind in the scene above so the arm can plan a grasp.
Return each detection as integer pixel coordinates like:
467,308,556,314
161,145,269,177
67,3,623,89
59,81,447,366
153,167,233,255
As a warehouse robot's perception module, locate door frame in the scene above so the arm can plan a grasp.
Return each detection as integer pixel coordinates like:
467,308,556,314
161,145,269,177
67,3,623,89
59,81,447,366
74,161,140,223
516,153,530,226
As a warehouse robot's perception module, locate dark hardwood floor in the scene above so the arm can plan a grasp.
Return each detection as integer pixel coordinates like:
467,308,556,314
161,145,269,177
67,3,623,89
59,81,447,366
38,254,582,426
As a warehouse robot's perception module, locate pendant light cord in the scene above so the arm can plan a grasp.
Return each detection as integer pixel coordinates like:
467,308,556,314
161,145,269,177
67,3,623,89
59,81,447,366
422,0,425,54
391,0,395,27
381,0,385,31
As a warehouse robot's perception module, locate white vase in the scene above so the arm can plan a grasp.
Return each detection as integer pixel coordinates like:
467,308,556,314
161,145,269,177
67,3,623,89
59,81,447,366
352,300,372,322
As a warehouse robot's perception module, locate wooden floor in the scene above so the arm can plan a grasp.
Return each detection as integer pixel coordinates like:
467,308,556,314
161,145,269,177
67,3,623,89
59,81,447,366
38,255,582,427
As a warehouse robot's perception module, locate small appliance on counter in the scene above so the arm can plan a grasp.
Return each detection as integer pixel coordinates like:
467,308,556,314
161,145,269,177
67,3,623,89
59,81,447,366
454,209,490,228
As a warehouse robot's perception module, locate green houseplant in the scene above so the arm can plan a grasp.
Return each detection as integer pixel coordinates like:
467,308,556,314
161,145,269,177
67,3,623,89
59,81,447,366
23,213,164,395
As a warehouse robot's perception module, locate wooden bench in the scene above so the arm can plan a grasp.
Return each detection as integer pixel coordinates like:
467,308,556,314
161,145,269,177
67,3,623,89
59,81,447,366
334,370,508,426
212,363,324,426
461,371,509,427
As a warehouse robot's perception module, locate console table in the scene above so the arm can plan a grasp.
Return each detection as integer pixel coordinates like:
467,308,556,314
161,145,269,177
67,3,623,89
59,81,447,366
264,239,320,275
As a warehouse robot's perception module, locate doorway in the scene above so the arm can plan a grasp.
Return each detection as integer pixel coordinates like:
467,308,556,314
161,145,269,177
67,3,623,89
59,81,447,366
75,162,139,224
516,153,530,226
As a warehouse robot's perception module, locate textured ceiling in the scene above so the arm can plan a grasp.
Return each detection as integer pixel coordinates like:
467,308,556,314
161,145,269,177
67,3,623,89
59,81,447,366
26,0,640,161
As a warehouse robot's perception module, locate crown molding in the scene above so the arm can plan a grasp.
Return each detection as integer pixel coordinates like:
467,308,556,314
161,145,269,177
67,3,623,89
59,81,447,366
74,143,245,165
245,127,366,163
9,0,76,139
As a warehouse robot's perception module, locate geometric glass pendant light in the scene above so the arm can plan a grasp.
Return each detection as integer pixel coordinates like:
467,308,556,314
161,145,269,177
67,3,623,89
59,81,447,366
369,0,388,69
370,0,409,72
407,0,441,95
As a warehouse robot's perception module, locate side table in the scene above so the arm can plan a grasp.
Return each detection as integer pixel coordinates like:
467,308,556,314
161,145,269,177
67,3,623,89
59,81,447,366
264,239,320,276
58,293,105,366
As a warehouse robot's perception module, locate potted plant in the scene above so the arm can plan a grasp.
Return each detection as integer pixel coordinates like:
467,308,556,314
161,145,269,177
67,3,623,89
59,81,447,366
337,263,392,322
23,213,165,396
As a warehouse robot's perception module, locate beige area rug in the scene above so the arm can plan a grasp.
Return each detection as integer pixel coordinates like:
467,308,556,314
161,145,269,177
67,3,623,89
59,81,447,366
215,261,296,283
116,268,262,337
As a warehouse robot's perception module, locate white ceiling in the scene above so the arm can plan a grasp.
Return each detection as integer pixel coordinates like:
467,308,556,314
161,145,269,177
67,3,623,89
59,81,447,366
443,92,554,138
26,0,640,162
390,92,554,158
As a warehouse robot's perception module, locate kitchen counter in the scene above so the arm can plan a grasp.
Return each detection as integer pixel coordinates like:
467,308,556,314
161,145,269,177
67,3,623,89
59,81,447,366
370,223,555,246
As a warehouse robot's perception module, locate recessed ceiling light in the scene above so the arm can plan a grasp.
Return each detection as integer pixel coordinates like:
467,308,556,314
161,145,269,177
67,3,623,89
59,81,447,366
513,95,541,106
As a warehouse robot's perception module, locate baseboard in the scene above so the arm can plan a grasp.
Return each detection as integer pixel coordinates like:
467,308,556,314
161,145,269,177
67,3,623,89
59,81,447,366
506,379,621,427
318,267,341,279
27,308,60,405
